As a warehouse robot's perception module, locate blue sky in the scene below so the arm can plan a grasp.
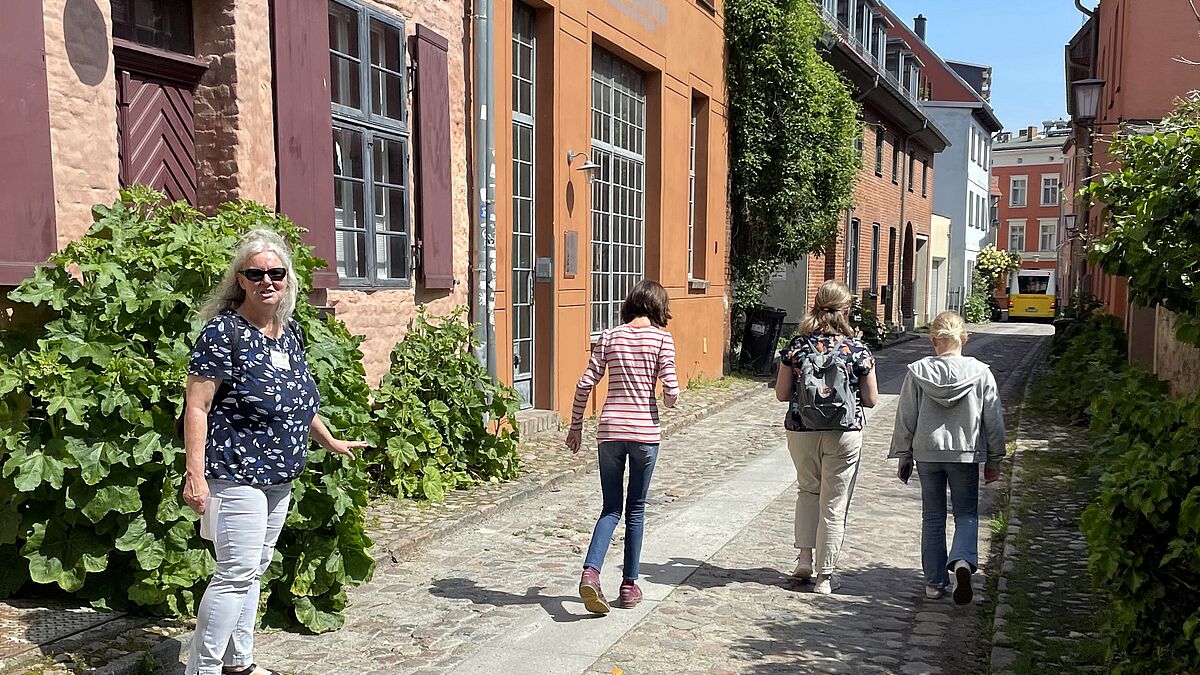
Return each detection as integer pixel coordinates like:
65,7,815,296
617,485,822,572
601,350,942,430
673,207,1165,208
881,0,1098,132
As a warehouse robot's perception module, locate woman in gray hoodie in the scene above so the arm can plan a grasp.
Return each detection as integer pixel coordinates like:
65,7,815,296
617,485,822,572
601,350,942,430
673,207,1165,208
889,311,1005,604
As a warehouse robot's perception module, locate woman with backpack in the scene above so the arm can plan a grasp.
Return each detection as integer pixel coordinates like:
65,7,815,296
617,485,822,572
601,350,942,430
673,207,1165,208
888,310,1005,604
567,279,680,614
774,280,879,594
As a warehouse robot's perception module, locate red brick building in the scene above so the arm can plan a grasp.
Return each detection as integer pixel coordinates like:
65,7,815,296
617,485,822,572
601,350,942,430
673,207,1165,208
1063,0,1200,392
991,122,1069,305
765,0,948,330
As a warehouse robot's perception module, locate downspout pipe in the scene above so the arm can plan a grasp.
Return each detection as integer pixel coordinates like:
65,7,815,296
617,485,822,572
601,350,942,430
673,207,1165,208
470,0,497,380
1074,0,1094,17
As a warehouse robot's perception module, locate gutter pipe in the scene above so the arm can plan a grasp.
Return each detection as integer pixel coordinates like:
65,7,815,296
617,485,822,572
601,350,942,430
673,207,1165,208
470,0,498,380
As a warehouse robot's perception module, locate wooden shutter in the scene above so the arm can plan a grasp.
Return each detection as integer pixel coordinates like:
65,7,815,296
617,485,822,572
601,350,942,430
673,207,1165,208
411,25,454,290
0,1,56,285
270,0,339,290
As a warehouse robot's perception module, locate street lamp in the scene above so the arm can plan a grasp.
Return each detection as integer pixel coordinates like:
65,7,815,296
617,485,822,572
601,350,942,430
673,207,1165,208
1063,213,1077,235
1070,79,1105,124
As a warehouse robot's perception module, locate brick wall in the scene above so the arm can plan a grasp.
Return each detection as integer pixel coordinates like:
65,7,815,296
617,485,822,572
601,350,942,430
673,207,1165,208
806,104,935,326
193,0,277,212
43,0,120,247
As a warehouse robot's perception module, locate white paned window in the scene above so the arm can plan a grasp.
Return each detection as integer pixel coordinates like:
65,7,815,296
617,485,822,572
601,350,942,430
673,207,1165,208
590,48,647,334
1039,218,1057,251
1010,176,1027,207
1008,220,1026,251
1041,175,1060,206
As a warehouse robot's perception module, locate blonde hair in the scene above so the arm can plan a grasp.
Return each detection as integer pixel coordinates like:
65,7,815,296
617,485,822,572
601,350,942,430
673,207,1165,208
799,280,854,337
930,310,967,349
200,229,299,324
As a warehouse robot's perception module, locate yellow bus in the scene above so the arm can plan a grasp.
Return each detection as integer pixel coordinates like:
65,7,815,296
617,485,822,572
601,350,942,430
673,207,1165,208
1007,269,1056,319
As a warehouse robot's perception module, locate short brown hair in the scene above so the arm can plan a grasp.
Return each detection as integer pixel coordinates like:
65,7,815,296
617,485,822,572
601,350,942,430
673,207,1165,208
621,279,672,327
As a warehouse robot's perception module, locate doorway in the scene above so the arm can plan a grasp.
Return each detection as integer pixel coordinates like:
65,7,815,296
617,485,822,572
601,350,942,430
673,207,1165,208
511,4,536,408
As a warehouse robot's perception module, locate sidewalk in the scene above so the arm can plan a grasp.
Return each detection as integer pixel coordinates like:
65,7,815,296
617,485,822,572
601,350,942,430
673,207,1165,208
1,375,766,675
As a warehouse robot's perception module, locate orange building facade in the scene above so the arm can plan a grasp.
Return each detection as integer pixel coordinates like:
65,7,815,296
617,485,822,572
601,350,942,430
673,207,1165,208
488,0,730,417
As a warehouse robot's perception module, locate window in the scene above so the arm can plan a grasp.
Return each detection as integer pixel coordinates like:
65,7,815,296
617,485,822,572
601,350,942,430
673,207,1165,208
1008,220,1026,251
1041,175,1060,206
969,127,977,163
907,153,915,192
688,96,702,278
1039,219,1057,251
870,223,880,292
512,3,536,395
330,1,410,285
891,138,899,184
847,218,860,290
874,127,884,176
921,160,928,197
1009,176,1027,207
590,48,647,334
112,0,194,54
854,124,864,159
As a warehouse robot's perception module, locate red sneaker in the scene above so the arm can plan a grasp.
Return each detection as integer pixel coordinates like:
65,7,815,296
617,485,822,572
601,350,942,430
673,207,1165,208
618,580,643,609
579,567,610,614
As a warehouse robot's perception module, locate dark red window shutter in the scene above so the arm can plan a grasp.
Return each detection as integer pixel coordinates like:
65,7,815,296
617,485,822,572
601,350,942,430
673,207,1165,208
270,0,338,290
0,1,56,285
411,25,454,290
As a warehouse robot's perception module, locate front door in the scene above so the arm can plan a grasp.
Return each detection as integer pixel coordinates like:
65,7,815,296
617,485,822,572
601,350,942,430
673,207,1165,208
511,5,536,408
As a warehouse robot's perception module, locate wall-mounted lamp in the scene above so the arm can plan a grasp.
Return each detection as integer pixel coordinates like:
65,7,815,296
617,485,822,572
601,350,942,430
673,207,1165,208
566,151,602,181
1063,213,1077,233
1069,79,1105,124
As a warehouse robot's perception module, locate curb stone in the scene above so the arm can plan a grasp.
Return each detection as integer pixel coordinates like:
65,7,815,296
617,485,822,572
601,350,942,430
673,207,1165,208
987,340,1053,675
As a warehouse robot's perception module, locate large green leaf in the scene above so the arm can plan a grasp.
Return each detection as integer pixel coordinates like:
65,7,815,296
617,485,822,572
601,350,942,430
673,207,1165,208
81,480,143,523
22,520,110,592
115,515,167,570
3,443,66,491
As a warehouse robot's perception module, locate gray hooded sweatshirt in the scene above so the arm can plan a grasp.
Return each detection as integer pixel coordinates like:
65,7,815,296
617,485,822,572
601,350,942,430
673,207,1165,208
888,355,1006,470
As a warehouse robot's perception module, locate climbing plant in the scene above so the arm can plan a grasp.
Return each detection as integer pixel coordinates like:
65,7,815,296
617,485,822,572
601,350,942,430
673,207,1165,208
1084,92,1200,347
726,0,861,309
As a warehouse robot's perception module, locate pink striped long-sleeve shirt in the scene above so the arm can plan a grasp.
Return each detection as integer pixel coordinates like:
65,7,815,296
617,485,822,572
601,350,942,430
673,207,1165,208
570,324,681,444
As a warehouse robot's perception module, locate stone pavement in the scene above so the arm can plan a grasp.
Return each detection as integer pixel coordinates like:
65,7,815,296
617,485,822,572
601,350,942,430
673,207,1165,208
987,368,1108,674
149,322,1051,675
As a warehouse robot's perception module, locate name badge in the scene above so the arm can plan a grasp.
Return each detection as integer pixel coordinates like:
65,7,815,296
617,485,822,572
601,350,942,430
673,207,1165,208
270,349,292,371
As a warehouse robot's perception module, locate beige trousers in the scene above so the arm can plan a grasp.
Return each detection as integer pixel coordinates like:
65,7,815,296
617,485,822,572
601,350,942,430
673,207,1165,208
786,429,863,575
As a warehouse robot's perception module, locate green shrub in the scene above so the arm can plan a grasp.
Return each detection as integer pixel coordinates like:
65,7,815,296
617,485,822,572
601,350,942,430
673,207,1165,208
1081,388,1200,673
369,307,521,501
0,187,374,632
850,297,884,350
1035,311,1127,425
963,289,991,324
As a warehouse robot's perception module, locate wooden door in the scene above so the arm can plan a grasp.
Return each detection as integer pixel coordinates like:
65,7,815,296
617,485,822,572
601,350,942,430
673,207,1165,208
116,68,197,204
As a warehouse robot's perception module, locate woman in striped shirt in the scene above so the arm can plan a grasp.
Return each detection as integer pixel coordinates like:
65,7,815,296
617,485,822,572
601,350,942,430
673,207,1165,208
567,279,680,614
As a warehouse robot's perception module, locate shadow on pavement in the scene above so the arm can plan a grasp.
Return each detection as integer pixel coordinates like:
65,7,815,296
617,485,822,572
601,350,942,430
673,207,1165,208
637,557,801,593
427,577,605,624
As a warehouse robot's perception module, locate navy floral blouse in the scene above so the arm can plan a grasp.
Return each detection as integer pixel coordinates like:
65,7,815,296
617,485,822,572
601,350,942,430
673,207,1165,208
188,310,320,486
779,333,876,432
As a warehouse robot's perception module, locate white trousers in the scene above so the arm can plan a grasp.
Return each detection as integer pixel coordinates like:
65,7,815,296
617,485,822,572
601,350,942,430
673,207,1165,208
187,479,291,675
787,430,863,575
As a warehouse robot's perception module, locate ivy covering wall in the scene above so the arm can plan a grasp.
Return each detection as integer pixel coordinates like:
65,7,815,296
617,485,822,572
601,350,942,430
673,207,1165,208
726,0,862,308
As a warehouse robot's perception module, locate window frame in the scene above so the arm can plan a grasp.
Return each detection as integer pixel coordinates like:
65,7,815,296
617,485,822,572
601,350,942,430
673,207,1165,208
907,153,915,192
1009,175,1027,208
1040,174,1060,206
328,0,412,288
870,223,880,292
589,48,648,336
1038,218,1057,252
891,137,900,184
847,218,860,291
921,159,928,197
1007,219,1026,252
874,126,884,176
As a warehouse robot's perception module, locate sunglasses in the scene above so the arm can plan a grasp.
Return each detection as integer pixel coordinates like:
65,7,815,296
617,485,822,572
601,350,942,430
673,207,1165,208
239,267,288,283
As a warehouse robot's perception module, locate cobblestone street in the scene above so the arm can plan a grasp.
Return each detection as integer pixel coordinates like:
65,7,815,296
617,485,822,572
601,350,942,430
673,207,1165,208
157,324,1050,675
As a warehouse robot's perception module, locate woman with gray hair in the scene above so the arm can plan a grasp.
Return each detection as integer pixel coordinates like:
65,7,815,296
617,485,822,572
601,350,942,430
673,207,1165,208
182,229,364,675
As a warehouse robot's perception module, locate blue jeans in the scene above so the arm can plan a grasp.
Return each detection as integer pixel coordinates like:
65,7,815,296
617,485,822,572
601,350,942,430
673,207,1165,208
918,462,979,588
583,441,660,580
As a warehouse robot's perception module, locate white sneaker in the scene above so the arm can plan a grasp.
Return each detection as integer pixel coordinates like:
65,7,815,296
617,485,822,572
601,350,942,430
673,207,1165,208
925,585,945,599
792,550,813,581
952,560,973,605
813,573,841,594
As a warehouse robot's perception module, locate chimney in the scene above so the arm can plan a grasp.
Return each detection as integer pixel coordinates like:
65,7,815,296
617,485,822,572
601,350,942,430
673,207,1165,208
1026,125,1038,140
1018,129,1028,139
914,14,927,40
